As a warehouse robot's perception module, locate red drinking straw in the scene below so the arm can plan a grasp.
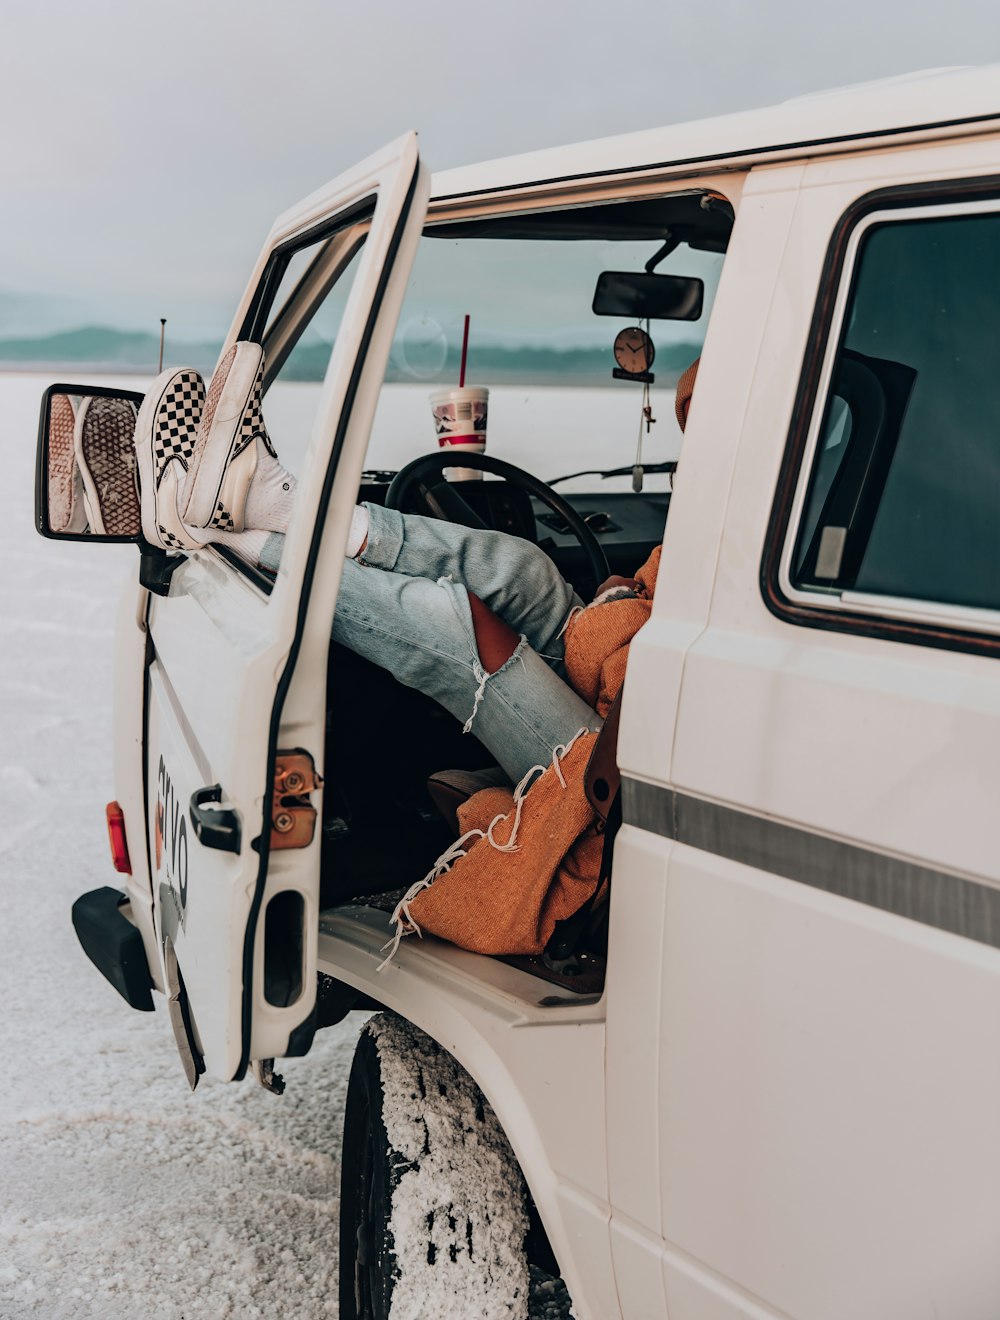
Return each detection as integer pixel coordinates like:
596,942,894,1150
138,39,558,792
459,314,470,388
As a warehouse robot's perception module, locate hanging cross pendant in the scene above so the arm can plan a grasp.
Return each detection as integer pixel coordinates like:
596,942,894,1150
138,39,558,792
641,380,656,434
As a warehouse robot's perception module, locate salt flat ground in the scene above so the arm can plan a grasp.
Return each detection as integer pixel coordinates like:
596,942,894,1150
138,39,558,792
1,372,365,1318
0,372,675,1318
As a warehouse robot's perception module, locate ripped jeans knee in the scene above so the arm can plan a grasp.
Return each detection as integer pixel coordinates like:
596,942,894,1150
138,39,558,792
464,632,528,734
333,561,601,783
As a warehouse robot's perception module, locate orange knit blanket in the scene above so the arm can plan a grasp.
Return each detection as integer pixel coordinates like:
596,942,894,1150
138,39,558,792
386,546,661,960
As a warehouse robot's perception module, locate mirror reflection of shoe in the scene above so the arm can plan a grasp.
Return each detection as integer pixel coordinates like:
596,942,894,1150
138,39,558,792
76,396,141,536
48,392,89,533
134,366,207,550
182,342,276,533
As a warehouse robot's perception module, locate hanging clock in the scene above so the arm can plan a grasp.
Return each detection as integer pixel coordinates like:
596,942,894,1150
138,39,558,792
613,325,655,376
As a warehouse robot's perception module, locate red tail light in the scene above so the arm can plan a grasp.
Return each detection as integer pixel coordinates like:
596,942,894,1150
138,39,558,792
106,801,132,875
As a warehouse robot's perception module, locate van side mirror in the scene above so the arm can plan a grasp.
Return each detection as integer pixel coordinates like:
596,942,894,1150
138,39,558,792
35,383,145,542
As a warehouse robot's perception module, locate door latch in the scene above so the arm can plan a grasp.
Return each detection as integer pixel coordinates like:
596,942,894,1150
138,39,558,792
272,751,322,851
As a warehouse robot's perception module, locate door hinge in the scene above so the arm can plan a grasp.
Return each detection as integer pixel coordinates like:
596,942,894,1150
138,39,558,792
271,751,323,850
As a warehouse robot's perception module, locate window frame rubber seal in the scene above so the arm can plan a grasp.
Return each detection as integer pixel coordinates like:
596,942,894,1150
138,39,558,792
760,172,1000,661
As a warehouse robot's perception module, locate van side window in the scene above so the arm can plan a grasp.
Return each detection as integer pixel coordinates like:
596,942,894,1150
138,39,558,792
791,210,1000,614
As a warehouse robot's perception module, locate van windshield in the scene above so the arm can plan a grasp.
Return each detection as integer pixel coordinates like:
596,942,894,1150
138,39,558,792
361,227,723,494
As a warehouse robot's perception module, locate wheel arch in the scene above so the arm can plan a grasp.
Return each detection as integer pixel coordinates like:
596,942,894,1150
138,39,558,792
316,927,616,1320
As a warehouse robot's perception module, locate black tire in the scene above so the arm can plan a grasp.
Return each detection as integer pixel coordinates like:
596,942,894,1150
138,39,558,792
339,1014,531,1320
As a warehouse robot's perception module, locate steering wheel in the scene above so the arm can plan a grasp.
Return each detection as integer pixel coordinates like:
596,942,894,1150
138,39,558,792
385,450,610,596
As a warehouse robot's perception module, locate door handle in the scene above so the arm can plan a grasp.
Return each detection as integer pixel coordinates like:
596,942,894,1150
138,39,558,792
189,784,241,853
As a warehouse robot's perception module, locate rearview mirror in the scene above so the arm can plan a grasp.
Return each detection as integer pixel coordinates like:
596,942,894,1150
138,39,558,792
592,270,703,321
35,383,145,542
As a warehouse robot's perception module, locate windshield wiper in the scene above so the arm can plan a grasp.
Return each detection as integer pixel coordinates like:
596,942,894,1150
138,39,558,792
547,461,676,488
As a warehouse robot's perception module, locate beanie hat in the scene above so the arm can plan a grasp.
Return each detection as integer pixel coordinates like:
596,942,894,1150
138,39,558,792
674,356,701,431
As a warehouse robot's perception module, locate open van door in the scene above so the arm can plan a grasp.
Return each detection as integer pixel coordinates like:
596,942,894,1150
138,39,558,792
143,135,428,1086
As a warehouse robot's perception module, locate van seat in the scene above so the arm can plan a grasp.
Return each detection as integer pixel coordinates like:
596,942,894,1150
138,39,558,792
426,766,511,835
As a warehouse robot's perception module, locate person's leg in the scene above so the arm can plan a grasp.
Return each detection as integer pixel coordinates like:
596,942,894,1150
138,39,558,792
173,344,576,658
331,556,601,783
466,591,520,674
258,503,583,666
359,503,581,665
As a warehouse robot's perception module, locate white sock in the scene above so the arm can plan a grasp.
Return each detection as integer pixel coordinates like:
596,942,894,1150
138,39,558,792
346,504,369,558
204,504,364,567
208,527,270,568
243,442,297,533
209,506,366,564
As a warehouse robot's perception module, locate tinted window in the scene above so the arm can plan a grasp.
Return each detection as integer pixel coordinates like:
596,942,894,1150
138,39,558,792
793,211,1000,613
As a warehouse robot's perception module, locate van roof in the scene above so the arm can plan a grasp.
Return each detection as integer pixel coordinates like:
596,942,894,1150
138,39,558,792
431,64,1000,201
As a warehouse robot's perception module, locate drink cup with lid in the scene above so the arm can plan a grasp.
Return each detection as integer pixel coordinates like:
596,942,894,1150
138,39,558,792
430,313,488,481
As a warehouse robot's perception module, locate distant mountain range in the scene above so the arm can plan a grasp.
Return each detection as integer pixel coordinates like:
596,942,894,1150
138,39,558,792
0,326,218,373
0,324,702,386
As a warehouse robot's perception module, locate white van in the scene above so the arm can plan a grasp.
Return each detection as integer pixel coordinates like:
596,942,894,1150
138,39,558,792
37,65,1000,1320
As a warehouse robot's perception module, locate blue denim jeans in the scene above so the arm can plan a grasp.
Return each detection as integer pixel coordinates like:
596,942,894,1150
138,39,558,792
262,504,602,782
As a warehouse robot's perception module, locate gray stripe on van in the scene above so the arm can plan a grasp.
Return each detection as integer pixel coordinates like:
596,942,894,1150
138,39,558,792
622,777,1000,951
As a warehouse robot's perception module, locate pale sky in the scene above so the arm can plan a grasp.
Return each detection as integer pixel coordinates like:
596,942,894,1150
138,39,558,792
3,0,1000,338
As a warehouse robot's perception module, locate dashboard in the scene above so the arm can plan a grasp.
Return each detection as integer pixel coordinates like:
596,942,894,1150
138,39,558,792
359,472,669,596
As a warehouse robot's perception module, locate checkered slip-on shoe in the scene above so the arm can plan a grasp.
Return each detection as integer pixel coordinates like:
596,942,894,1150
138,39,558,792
48,392,89,533
134,367,207,550
181,341,276,533
75,396,141,536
